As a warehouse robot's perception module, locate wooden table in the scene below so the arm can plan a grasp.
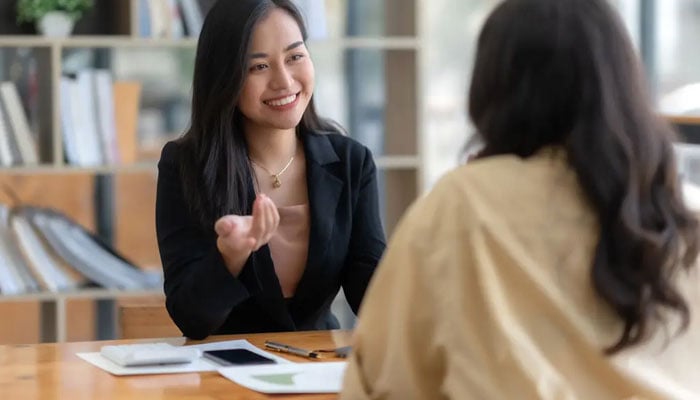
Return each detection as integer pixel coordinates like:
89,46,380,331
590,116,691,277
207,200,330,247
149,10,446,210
0,330,352,400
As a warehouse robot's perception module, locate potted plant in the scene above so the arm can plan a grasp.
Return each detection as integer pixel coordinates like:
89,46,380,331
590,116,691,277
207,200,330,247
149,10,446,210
16,0,93,37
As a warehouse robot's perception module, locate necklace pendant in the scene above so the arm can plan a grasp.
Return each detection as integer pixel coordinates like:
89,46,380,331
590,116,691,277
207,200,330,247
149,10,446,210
272,175,282,188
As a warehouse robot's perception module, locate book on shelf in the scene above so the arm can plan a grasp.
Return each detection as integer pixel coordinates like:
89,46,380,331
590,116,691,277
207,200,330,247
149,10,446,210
60,75,91,166
166,0,186,38
139,0,211,38
0,81,39,165
0,93,15,167
93,70,120,164
138,0,153,37
151,0,171,38
0,204,162,296
112,81,142,165
1,95,25,166
11,211,83,292
60,70,140,166
29,209,161,290
178,0,204,38
0,205,39,295
59,76,81,165
76,70,106,165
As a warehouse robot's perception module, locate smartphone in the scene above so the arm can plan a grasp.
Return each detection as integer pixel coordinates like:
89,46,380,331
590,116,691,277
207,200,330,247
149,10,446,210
202,349,277,366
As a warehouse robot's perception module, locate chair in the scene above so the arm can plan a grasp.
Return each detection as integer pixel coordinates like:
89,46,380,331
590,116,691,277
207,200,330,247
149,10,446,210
118,298,182,339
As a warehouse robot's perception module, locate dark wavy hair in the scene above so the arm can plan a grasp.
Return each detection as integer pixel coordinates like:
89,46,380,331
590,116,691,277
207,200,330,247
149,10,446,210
178,0,339,228
469,0,699,354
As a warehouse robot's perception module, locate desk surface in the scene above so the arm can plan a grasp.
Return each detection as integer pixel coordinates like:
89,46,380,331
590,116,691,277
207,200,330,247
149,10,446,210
0,330,352,400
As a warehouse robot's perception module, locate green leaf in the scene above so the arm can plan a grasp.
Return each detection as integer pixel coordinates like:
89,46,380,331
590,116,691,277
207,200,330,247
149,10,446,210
251,372,300,386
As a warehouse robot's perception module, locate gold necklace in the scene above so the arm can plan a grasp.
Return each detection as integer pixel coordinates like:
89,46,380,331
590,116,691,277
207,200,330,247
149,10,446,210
251,156,295,188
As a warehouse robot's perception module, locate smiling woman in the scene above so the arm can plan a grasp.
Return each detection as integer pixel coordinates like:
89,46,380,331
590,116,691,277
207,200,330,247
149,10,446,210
155,0,386,339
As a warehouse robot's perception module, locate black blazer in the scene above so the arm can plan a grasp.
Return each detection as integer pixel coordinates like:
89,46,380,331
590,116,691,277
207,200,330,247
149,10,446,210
156,132,386,339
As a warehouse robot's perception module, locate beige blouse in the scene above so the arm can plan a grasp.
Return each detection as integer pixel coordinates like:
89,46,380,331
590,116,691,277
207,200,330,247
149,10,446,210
341,148,700,399
268,204,309,298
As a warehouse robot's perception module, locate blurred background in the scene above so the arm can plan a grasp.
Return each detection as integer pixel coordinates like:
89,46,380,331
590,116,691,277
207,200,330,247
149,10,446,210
0,0,698,344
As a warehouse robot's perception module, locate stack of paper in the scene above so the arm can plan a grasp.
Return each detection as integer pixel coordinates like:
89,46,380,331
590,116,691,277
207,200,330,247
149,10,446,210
218,362,347,394
77,339,290,376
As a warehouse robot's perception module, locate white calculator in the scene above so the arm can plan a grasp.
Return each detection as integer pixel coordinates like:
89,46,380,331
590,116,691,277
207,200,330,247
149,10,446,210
100,342,202,367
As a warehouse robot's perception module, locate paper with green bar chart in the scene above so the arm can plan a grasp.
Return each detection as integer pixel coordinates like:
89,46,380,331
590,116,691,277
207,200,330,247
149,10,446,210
217,362,347,394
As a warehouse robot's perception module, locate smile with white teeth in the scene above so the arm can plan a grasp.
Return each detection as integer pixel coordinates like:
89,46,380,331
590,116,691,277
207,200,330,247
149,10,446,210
264,94,297,107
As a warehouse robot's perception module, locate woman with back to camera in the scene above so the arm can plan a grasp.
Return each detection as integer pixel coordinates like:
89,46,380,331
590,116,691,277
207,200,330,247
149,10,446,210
156,0,385,339
341,0,700,398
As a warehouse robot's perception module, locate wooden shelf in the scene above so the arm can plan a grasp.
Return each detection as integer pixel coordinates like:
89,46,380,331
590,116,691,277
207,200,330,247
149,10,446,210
0,36,197,48
666,114,700,125
0,156,419,174
0,288,163,303
0,36,420,50
0,163,159,174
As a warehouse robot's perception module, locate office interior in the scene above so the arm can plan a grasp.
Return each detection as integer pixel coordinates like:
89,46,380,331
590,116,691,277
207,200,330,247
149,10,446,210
0,0,698,344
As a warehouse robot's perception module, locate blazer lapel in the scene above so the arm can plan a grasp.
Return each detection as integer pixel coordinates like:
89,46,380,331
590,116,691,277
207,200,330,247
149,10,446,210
293,133,343,300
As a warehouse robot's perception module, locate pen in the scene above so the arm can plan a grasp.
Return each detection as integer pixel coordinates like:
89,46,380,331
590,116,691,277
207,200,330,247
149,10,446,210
264,341,319,359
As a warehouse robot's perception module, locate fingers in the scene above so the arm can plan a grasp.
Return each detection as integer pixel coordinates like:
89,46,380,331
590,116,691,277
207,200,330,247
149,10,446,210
243,237,256,249
250,194,278,250
214,215,235,237
215,215,254,251
216,195,279,254
250,195,265,249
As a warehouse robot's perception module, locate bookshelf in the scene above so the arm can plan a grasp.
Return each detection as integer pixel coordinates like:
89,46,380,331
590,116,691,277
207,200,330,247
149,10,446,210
0,0,425,342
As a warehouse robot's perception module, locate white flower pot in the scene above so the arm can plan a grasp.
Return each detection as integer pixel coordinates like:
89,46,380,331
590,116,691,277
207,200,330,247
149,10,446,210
37,11,75,37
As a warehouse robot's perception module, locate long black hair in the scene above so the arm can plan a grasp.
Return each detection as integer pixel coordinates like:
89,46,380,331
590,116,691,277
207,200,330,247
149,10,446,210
469,0,699,354
178,0,338,228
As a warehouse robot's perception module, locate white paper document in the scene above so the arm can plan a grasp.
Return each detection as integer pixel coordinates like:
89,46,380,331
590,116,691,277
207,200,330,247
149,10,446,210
77,339,290,376
77,352,218,376
218,361,347,394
